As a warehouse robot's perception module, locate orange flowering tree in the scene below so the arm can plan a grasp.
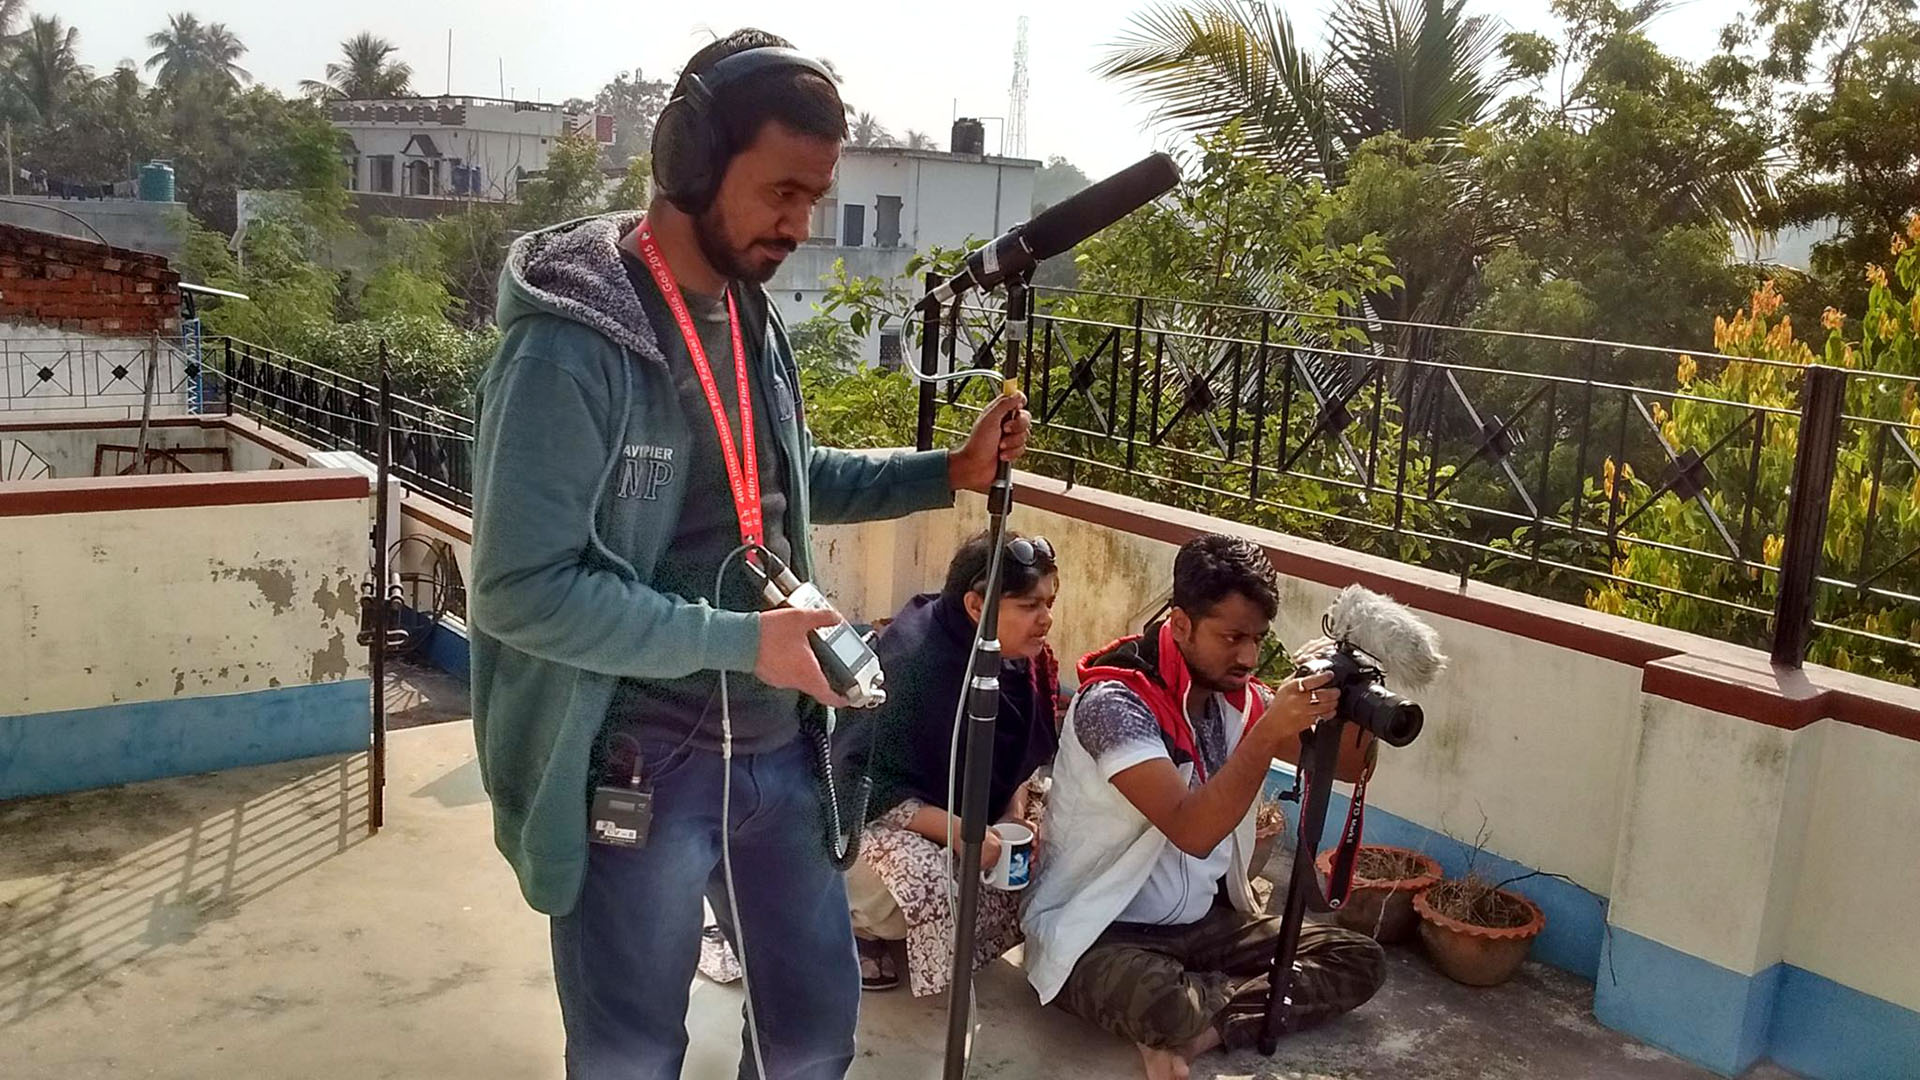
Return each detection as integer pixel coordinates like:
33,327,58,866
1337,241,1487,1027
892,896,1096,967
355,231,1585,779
1586,224,1920,682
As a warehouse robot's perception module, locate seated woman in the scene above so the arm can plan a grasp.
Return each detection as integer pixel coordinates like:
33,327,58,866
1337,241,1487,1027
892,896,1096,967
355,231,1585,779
851,530,1061,995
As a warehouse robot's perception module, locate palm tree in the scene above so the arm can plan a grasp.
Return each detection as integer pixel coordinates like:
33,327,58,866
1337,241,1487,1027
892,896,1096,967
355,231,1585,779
1100,0,1510,182
198,23,251,87
144,12,251,93
301,33,414,101
8,15,88,128
850,112,895,148
903,129,937,151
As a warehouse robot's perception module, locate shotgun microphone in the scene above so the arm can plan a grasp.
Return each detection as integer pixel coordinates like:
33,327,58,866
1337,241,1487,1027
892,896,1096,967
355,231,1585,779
920,151,1181,311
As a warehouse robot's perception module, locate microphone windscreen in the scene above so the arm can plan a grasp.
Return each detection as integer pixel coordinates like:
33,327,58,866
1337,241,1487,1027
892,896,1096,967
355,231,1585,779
1324,585,1447,689
1022,152,1181,262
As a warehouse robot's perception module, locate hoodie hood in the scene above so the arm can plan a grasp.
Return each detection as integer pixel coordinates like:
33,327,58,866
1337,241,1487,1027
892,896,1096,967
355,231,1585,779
1077,622,1266,782
497,211,661,361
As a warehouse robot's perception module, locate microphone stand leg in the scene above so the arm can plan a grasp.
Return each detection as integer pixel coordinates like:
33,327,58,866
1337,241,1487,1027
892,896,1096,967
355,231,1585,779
943,276,1028,1080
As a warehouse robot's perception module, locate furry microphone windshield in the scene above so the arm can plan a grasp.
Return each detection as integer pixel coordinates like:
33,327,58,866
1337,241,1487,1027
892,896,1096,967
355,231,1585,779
1324,585,1448,689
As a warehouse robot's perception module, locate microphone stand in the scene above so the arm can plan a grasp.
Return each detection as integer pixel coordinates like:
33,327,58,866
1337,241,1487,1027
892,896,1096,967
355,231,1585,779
1257,716,1348,1055
942,275,1029,1080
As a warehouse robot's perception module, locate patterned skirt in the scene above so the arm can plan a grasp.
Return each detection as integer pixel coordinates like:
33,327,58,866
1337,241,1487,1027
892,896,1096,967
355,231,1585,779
860,795,1031,998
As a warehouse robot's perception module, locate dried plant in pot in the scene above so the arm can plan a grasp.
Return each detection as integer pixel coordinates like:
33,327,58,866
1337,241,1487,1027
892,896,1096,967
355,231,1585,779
1315,844,1443,944
1413,874,1546,987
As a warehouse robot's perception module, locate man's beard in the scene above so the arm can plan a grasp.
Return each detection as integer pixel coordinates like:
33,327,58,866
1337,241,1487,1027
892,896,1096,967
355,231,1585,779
694,208,794,285
1172,635,1245,694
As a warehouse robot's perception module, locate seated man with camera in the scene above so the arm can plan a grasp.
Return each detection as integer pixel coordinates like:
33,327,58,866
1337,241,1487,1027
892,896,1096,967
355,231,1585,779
1021,534,1385,1080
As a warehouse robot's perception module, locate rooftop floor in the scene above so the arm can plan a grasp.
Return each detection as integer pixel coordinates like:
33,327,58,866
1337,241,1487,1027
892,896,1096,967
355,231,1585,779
0,715,1793,1080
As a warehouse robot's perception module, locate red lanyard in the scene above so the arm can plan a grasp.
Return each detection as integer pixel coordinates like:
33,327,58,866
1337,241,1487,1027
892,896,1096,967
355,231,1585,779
632,220,763,551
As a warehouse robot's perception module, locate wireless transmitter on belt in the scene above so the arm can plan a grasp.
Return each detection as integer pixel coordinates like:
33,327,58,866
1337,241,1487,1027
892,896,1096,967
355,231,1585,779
757,563,887,709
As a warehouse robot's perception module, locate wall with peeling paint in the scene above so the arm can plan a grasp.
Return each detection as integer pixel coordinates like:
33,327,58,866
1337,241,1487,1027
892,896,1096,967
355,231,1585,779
0,495,367,716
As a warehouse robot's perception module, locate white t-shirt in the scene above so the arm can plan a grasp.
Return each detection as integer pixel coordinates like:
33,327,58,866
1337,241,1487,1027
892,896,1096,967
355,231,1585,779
1074,680,1250,926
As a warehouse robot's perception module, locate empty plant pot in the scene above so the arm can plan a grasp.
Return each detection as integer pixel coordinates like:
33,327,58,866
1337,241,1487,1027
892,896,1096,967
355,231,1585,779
1317,845,1444,944
1413,878,1546,987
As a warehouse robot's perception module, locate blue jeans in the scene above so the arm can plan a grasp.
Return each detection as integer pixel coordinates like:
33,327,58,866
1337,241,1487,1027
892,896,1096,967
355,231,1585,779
550,735,860,1080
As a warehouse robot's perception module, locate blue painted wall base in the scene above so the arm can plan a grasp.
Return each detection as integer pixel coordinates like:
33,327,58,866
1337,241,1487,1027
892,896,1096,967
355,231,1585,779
1770,965,1920,1080
1596,926,1920,1079
1595,928,1779,1075
411,614,470,682
0,680,371,800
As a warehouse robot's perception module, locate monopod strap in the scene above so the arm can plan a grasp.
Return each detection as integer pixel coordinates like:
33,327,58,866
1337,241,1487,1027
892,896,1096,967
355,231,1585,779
1297,731,1374,912
1322,766,1370,908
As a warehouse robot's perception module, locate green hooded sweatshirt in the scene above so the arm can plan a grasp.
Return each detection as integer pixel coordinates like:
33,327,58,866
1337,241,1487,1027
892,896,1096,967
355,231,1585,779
469,212,955,915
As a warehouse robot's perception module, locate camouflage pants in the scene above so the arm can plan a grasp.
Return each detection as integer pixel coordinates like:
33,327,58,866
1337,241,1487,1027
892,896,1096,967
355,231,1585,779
1056,904,1385,1051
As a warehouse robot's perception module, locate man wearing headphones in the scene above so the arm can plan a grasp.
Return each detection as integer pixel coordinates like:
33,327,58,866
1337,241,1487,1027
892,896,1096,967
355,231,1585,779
469,28,1031,1079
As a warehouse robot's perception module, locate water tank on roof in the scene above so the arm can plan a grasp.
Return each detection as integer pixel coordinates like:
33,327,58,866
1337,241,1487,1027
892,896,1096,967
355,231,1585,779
138,161,175,203
951,118,985,156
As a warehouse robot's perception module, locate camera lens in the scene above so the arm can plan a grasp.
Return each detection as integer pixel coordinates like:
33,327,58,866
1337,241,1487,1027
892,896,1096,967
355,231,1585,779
1349,684,1423,747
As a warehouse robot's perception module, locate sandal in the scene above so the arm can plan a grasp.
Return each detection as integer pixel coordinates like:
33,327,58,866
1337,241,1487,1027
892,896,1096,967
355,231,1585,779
857,936,901,991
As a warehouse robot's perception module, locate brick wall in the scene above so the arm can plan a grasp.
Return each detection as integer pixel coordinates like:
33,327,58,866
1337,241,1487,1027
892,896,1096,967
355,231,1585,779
0,223,182,337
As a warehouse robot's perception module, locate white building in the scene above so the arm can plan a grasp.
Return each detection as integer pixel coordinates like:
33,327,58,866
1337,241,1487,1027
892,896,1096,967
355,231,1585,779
328,97,612,203
771,144,1038,367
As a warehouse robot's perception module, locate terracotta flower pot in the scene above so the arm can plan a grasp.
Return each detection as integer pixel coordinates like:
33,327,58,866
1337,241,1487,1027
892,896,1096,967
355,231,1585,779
1315,845,1443,944
1413,882,1546,987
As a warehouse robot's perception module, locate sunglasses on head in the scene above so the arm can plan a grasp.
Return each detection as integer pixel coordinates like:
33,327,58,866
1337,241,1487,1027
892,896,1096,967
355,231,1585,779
972,536,1055,592
1008,536,1054,566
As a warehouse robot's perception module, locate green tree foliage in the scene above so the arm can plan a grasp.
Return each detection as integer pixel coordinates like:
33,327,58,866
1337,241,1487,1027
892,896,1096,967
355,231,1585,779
516,132,606,228
1323,133,1500,331
1475,0,1776,352
1032,156,1092,214
569,68,670,165
1068,125,1400,319
360,220,459,321
602,154,652,213
1100,0,1512,180
300,33,413,102
1718,0,1920,295
850,112,895,148
289,316,498,409
144,12,251,94
419,206,515,328
8,14,86,128
178,207,339,351
1565,236,1920,682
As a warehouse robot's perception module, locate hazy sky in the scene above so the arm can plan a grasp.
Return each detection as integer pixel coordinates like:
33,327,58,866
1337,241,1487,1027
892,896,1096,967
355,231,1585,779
59,1,1728,178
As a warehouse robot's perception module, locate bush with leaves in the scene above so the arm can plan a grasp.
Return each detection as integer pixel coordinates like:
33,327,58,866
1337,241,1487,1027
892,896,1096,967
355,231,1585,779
177,206,339,351
360,220,461,322
1512,229,1920,683
287,316,499,411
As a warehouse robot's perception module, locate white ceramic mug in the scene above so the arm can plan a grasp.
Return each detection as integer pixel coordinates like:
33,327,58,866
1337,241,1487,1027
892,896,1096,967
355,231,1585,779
982,821,1034,891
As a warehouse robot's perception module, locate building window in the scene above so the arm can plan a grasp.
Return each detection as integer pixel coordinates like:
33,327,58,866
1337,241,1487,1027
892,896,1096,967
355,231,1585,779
346,157,361,192
875,195,902,248
843,203,866,248
878,329,904,371
405,159,432,196
370,155,396,194
809,197,838,243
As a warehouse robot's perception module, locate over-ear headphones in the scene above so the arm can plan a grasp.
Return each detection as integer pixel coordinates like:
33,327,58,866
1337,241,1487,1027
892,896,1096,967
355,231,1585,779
654,46,838,214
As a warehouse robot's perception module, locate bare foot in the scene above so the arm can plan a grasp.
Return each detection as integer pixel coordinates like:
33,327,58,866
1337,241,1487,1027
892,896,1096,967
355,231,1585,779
1137,1043,1190,1080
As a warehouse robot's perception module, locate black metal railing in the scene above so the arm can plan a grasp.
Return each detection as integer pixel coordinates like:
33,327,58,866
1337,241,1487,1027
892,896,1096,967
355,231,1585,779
915,286,1920,674
207,336,474,510
196,283,1920,678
